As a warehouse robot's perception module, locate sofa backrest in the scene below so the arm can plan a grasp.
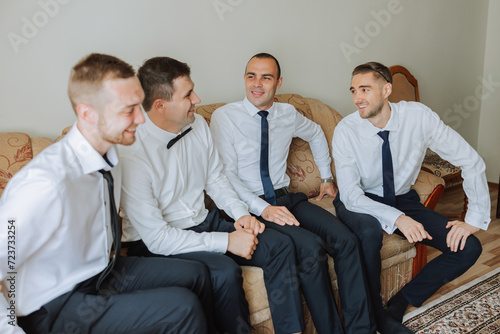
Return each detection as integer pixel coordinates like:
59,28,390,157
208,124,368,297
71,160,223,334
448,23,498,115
0,133,53,197
195,93,343,198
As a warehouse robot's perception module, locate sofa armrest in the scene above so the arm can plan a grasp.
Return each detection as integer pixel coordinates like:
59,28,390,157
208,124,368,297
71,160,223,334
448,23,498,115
410,170,445,208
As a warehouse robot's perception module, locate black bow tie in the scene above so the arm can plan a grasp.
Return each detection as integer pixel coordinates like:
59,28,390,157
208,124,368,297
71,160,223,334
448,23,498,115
167,127,192,149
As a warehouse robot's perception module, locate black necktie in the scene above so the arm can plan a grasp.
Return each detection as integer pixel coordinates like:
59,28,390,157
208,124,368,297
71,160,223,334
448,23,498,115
377,131,396,207
258,111,276,205
167,127,192,149
97,169,121,291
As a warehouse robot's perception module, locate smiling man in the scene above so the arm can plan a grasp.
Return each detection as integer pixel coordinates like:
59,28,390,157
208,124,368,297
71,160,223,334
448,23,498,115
210,53,375,334
119,56,305,334
332,61,490,333
0,53,214,334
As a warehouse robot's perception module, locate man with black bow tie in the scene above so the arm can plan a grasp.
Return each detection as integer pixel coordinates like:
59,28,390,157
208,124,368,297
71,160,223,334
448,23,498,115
119,56,306,334
0,53,213,334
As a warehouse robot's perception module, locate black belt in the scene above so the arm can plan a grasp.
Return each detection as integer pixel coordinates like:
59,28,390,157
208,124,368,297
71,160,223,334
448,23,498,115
259,187,290,200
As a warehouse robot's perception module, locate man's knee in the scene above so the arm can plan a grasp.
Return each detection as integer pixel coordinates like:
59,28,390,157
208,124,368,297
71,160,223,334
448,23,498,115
215,256,243,288
162,289,207,333
294,236,328,274
353,216,384,249
460,234,482,266
325,230,361,256
186,261,212,291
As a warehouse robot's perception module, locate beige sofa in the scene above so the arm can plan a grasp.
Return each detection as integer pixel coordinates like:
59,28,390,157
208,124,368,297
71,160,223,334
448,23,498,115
0,94,445,333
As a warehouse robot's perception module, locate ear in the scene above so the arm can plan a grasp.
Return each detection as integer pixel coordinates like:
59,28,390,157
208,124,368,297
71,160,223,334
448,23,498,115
276,77,283,90
383,83,392,99
152,99,165,113
75,103,98,124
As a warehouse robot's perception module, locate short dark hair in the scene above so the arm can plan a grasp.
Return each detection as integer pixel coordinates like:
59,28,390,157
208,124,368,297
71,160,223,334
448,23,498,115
68,53,135,111
246,53,281,79
138,57,191,111
352,62,392,84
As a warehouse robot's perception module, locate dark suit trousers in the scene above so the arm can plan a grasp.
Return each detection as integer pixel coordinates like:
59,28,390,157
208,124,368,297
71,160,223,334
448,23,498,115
260,192,375,334
334,189,482,308
128,208,304,334
18,256,213,334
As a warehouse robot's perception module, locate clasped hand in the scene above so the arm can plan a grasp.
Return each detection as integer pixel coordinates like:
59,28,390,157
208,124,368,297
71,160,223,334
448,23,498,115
227,215,264,260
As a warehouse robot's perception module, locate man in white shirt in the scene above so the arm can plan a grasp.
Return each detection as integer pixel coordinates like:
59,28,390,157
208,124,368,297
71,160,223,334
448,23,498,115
210,53,375,334
119,56,305,334
332,62,489,332
0,53,215,334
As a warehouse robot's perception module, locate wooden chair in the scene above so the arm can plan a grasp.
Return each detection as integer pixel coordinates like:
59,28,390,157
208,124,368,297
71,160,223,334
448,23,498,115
388,65,452,276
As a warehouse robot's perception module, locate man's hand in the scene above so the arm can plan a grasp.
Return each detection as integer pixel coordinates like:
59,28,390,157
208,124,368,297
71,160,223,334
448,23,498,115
446,220,479,252
261,205,299,226
316,182,338,201
228,229,258,260
395,215,432,243
234,215,265,235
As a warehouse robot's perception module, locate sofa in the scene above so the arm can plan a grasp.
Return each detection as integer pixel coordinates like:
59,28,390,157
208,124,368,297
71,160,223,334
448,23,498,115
0,94,445,333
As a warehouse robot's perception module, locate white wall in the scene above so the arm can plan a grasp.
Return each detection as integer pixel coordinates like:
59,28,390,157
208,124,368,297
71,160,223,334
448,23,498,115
478,0,500,183
0,0,495,179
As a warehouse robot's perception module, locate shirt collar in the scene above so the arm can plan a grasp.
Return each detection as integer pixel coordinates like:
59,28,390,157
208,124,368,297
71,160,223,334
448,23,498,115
143,112,192,143
359,102,400,136
243,96,276,118
66,123,119,174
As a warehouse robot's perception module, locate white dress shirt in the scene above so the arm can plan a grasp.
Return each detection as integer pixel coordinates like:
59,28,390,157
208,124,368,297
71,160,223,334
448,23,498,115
211,97,333,215
0,124,117,333
332,101,490,234
119,113,250,256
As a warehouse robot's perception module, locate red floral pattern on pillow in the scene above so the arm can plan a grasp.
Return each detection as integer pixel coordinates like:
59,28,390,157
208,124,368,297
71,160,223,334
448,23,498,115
14,144,33,164
287,164,306,182
0,170,13,190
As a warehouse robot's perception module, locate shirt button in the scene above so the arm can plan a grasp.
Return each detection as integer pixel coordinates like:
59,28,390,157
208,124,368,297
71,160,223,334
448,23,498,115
385,225,388,229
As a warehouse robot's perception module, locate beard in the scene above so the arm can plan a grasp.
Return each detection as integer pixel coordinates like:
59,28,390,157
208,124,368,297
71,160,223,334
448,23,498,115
360,98,384,119
97,116,136,146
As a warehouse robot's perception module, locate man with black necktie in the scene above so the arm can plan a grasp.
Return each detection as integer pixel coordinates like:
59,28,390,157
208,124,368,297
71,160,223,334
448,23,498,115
119,56,306,334
210,53,375,334
332,62,490,333
0,53,214,333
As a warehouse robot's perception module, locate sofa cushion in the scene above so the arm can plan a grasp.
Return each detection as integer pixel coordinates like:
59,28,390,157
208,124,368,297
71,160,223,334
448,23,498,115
0,133,34,197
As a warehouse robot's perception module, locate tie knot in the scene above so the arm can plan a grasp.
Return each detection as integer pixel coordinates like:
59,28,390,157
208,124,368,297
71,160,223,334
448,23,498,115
378,130,390,142
258,110,269,118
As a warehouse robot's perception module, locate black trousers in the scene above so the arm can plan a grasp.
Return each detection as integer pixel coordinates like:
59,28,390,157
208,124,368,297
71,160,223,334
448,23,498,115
334,189,482,309
128,208,304,334
18,256,213,334
260,192,375,334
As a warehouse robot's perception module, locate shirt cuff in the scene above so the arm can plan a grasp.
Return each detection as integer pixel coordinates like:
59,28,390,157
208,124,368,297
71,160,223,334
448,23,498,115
464,209,491,230
381,209,404,234
251,197,271,216
211,232,230,253
230,204,251,222
318,166,333,179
